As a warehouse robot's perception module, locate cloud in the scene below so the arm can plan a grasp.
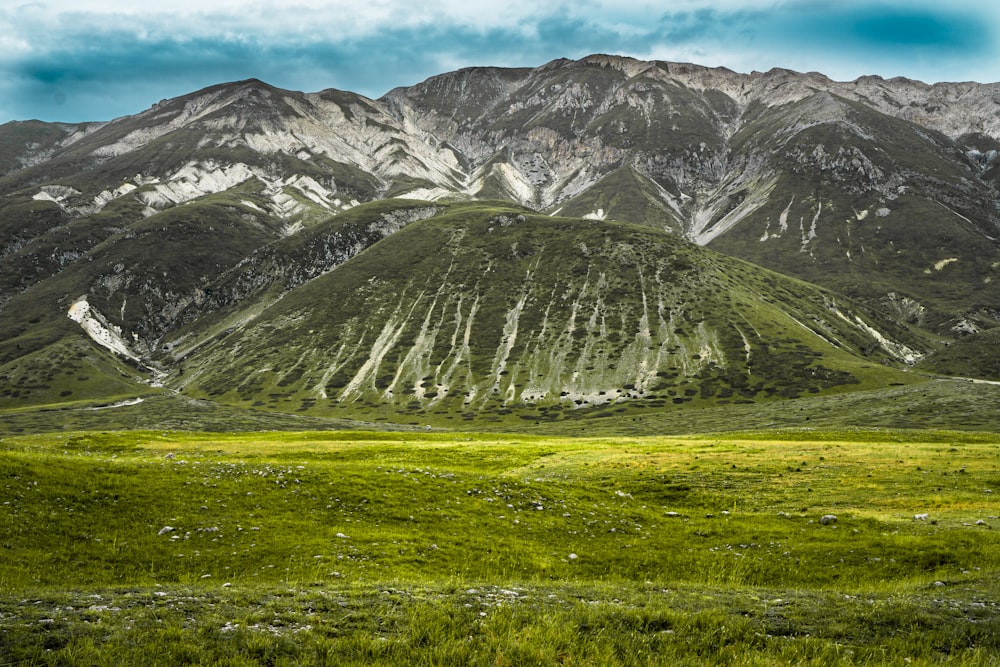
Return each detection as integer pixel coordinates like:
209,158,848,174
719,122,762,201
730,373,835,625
853,11,981,48
643,2,997,81
0,1,998,123
767,2,991,52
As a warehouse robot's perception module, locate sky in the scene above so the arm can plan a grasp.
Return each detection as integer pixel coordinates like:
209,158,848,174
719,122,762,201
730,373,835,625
2,0,998,123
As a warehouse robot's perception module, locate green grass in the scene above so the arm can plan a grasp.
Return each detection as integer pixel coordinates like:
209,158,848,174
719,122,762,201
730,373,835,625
918,328,1000,381
552,166,684,231
1,429,998,663
2,376,999,436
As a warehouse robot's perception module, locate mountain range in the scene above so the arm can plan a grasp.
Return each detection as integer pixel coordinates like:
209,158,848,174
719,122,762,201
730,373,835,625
1,54,997,431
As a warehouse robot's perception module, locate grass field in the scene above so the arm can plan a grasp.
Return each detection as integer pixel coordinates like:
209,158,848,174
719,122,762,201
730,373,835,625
1,429,999,664
3,377,999,437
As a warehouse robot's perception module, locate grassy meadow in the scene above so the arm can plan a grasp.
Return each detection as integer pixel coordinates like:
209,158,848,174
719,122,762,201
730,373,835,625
1,429,999,664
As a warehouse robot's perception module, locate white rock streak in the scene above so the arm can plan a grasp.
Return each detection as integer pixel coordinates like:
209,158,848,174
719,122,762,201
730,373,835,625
490,284,531,403
339,295,426,401
831,307,923,364
88,398,145,411
67,297,142,363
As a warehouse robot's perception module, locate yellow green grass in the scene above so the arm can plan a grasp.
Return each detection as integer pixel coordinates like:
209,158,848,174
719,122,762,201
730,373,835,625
1,429,998,664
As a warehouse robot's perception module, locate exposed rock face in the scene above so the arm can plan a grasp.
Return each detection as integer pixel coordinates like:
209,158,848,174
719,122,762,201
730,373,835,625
383,56,1000,226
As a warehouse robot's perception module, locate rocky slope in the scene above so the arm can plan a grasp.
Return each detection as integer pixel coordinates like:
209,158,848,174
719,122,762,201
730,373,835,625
384,56,1000,331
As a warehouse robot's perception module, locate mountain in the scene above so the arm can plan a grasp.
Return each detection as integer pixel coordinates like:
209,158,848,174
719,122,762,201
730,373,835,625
383,56,1000,332
0,55,998,430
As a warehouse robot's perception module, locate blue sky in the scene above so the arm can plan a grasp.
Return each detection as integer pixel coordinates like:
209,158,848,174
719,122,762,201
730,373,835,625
2,0,998,123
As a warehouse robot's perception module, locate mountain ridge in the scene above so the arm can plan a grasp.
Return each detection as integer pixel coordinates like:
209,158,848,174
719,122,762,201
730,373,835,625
0,54,998,430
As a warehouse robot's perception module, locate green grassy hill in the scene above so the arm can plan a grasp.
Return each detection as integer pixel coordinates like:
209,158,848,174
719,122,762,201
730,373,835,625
171,201,921,426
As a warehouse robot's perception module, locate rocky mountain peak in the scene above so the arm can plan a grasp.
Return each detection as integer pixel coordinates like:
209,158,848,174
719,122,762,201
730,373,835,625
575,53,654,76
